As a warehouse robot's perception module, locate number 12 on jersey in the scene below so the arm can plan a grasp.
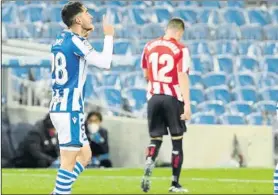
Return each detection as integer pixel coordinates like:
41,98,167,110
149,52,174,83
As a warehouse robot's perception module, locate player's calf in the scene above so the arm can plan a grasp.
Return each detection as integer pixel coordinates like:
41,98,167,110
141,137,162,192
53,149,79,194
72,144,92,182
171,136,184,187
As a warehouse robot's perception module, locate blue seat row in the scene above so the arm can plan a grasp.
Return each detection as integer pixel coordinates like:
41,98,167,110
3,2,278,27
190,112,272,125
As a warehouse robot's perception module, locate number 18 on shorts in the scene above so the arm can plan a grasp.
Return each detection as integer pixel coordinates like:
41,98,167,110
50,112,88,151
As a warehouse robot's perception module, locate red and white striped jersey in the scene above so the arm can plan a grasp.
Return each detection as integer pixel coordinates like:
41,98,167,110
141,37,191,102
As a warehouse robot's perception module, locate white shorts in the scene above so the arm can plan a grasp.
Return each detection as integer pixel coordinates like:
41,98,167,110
50,112,89,151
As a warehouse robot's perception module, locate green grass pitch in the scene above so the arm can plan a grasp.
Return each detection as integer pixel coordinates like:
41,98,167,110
2,168,274,194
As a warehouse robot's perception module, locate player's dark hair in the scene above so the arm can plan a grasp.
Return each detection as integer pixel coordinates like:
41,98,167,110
86,111,103,122
167,18,185,31
61,1,84,27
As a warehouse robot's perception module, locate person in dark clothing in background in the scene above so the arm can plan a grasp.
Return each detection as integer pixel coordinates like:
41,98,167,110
12,114,59,168
85,111,112,168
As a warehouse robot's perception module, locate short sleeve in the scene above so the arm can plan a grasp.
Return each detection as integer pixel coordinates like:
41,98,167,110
177,47,191,74
71,36,93,57
141,44,148,69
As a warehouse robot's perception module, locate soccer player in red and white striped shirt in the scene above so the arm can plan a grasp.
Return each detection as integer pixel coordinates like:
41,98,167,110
140,18,191,193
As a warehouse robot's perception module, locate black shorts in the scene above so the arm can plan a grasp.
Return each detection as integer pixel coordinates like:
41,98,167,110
147,94,187,137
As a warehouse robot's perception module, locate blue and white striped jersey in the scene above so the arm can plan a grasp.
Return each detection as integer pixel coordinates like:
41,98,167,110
49,29,93,113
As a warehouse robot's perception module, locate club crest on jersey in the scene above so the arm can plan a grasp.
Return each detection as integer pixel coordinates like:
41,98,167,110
83,40,93,50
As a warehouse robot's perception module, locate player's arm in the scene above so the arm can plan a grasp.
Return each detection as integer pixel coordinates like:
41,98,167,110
178,47,191,120
141,46,148,81
84,35,113,69
72,15,114,69
72,35,113,69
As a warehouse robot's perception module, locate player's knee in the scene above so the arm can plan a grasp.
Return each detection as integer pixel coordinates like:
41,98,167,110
150,136,163,141
171,137,183,152
60,149,79,171
77,144,92,167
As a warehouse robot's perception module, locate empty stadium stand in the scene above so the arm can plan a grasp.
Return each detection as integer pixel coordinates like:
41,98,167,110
2,0,277,125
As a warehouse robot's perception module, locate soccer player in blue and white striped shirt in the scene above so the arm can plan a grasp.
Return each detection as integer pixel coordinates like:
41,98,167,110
49,2,114,194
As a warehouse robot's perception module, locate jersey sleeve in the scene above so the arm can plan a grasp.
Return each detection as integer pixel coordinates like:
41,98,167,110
177,46,191,74
71,35,93,57
141,44,148,69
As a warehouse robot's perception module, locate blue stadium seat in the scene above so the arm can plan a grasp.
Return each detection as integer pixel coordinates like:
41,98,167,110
219,113,246,125
176,0,199,7
248,9,272,26
258,72,278,88
97,87,122,108
255,100,277,113
187,41,210,55
130,8,150,25
124,88,147,111
190,87,205,104
101,72,121,87
122,72,146,88
191,102,197,114
153,1,174,7
238,41,262,55
11,68,29,78
271,7,278,23
2,3,18,23
200,1,220,8
106,0,126,6
197,100,225,115
202,72,227,88
42,23,64,39
91,40,103,52
233,87,258,103
85,74,97,98
264,56,278,74
227,0,245,8
173,9,197,24
260,87,278,101
246,113,263,125
111,65,134,72
199,9,220,25
49,5,63,22
9,59,20,67
191,55,213,73
205,86,231,103
191,113,218,124
213,41,237,55
240,25,263,40
223,8,246,26
214,55,234,73
114,40,131,55
238,56,259,72
189,72,203,88
263,25,278,40
154,8,171,23
20,4,46,22
130,0,150,7
227,101,253,115
263,41,278,55
141,23,164,39
215,24,240,40
119,24,141,39
228,72,255,88
40,59,51,67
187,24,211,40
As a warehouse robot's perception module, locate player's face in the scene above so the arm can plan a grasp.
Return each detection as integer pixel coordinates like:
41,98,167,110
77,6,94,31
